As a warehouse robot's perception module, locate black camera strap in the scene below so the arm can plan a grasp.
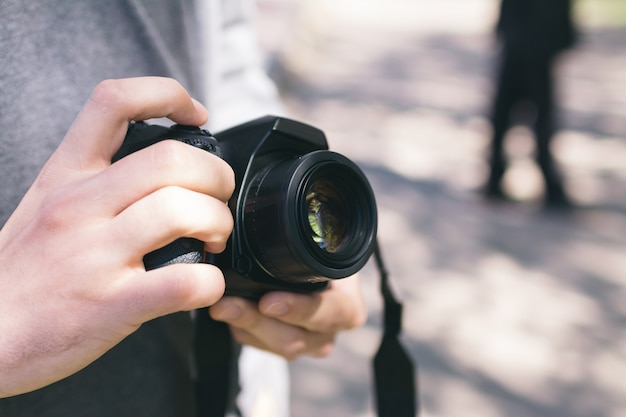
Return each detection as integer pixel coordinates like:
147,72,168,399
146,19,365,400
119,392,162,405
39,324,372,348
193,308,241,417
193,242,418,417
373,242,419,417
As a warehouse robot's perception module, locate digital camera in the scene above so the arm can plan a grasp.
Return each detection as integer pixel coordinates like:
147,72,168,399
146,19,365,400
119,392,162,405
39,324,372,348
113,116,377,298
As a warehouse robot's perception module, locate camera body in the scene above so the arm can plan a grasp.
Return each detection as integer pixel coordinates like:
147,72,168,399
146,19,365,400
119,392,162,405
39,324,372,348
113,116,377,298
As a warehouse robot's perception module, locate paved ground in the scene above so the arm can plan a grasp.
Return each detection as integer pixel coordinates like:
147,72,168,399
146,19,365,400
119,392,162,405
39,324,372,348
256,1,626,416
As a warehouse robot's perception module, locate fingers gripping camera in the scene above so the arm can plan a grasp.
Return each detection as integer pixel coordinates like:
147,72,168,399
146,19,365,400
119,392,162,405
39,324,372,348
113,116,378,298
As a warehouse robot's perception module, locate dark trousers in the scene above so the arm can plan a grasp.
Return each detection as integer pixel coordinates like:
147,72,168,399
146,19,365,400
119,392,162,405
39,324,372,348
487,46,566,201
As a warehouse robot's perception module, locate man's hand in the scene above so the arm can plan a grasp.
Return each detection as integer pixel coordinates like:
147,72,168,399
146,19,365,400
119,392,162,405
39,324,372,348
0,77,235,397
209,276,366,360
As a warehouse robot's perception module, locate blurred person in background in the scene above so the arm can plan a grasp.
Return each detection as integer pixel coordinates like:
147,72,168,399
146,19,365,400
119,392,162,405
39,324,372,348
484,0,577,208
0,1,366,416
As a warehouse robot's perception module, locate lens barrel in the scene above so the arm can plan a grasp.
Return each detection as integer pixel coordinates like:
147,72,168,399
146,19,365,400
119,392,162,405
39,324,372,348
243,150,377,282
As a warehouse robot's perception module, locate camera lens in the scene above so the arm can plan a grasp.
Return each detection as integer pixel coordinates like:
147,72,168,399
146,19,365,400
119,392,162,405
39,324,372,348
242,150,377,282
306,179,348,253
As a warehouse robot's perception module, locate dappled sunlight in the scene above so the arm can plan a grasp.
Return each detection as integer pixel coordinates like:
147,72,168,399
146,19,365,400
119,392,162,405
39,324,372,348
554,131,626,175
554,130,626,206
361,160,626,414
565,241,626,286
369,183,626,414
502,160,545,200
377,208,433,271
382,112,489,186
424,378,503,417
291,0,498,37
259,0,626,416
408,254,603,398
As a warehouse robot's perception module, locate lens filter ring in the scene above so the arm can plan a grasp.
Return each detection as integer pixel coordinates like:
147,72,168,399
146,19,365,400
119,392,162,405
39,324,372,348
292,151,377,278
242,150,377,282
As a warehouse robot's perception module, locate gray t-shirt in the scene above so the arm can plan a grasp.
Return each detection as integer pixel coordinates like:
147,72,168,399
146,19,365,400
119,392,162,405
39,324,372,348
1,1,216,415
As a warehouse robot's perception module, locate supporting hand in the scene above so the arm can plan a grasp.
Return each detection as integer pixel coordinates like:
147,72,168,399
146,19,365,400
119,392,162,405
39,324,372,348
210,276,366,360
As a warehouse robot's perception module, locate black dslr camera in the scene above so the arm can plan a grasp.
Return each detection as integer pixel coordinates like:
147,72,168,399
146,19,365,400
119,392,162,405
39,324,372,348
113,116,377,298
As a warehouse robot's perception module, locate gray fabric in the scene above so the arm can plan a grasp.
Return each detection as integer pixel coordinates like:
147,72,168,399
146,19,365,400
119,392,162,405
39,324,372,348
0,1,205,415
0,0,199,225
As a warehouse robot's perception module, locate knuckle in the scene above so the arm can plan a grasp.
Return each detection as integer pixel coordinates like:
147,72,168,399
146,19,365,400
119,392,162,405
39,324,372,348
312,341,335,358
301,333,336,359
36,189,77,231
235,308,260,329
162,78,188,103
209,208,234,242
206,160,235,204
221,164,236,197
150,187,192,231
147,187,233,253
150,76,184,93
230,329,254,348
278,344,305,361
276,330,309,360
89,79,128,112
282,339,315,361
147,142,235,199
148,140,190,173
161,269,199,307
348,308,368,330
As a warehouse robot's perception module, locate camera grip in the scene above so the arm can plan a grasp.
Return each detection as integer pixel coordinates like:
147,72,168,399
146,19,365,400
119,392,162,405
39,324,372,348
114,122,220,272
143,237,205,270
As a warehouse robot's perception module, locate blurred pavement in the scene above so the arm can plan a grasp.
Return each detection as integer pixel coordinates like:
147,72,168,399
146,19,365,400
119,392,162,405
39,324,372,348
256,1,626,416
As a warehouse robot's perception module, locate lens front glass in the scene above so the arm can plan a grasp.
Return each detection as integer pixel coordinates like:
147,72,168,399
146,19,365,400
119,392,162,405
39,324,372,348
306,179,348,253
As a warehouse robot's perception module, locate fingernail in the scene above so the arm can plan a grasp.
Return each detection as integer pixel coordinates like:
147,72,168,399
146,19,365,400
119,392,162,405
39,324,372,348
263,300,289,317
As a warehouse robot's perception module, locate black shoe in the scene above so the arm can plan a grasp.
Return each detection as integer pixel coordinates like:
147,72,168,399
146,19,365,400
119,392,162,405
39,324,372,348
544,188,573,210
483,185,512,203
